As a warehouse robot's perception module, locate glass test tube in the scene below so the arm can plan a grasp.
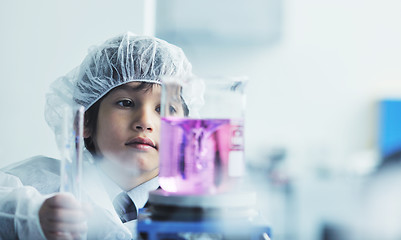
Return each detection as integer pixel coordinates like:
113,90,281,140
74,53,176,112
60,105,84,201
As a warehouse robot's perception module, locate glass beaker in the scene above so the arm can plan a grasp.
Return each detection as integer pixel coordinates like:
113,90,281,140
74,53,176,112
159,76,247,194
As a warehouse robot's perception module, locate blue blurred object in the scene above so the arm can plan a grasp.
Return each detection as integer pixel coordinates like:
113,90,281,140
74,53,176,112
137,209,271,240
379,99,401,159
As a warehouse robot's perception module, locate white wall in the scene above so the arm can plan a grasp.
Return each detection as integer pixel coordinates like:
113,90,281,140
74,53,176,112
0,0,147,167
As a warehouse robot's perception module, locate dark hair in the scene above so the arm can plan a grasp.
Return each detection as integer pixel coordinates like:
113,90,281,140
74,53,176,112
83,99,101,155
83,82,188,156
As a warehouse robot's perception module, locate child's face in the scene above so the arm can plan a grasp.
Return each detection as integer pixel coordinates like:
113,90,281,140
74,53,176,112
93,82,162,179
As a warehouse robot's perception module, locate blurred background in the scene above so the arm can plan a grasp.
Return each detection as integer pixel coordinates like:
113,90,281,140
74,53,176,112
1,0,401,239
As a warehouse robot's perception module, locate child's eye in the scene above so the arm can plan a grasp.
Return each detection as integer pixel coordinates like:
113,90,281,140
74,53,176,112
169,105,177,115
155,105,161,113
117,99,134,107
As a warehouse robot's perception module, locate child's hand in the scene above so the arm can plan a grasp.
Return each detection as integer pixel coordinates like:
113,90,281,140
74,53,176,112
39,193,90,240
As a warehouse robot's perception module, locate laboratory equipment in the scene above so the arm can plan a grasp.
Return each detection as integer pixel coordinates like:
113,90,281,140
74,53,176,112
138,190,271,240
60,104,84,200
137,76,271,239
159,76,246,194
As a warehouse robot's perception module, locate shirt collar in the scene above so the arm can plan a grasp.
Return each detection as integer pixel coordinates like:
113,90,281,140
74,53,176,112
126,176,159,210
96,165,159,212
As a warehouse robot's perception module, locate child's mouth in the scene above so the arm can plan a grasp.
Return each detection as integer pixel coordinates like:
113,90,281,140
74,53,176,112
125,137,157,150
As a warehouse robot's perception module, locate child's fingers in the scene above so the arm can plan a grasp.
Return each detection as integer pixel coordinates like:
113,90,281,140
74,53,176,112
40,198,87,223
41,220,87,240
42,221,87,233
44,207,87,223
42,222,87,240
46,231,84,240
44,193,81,209
45,232,72,240
39,194,89,240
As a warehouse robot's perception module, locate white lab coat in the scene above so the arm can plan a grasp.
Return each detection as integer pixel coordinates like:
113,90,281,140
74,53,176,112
0,155,134,240
0,171,47,239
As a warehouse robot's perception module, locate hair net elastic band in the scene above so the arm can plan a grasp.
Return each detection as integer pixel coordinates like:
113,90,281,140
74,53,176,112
84,78,162,110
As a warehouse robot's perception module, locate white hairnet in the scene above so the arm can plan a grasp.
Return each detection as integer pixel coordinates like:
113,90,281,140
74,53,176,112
45,32,192,141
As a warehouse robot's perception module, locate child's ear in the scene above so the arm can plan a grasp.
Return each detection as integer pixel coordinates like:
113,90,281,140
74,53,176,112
83,127,91,138
83,113,91,138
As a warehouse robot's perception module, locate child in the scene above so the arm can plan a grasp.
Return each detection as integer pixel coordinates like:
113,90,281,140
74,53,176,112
0,32,192,239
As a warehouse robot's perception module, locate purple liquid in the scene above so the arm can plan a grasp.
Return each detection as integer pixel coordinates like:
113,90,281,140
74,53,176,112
159,118,237,194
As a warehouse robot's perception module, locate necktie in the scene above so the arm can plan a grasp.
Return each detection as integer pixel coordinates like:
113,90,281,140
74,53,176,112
113,192,137,223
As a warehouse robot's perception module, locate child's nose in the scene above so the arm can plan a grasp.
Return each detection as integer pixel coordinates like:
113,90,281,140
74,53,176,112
135,123,153,132
133,109,154,132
